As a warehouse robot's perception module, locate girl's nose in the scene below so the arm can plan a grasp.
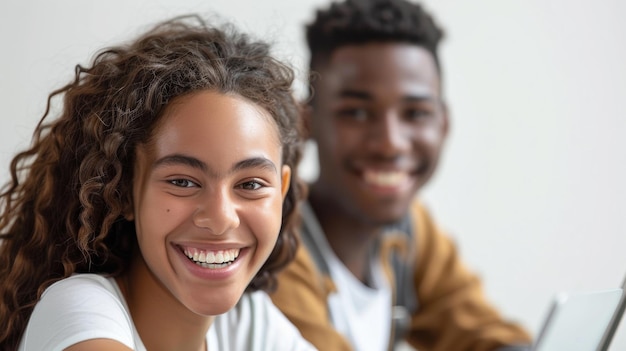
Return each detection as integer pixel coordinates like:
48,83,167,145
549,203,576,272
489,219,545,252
192,189,240,235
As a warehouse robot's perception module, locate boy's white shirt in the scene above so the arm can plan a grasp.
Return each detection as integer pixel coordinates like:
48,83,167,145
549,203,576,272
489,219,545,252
319,233,392,351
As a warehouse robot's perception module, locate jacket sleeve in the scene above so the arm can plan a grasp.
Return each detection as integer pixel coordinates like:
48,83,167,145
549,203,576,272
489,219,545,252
270,243,353,351
406,200,532,351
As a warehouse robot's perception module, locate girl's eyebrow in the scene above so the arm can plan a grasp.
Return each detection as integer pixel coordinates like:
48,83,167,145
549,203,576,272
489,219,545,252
153,154,207,172
232,157,278,175
153,154,278,176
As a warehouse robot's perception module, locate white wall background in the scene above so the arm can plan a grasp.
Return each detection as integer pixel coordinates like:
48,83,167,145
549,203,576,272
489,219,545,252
1,0,625,349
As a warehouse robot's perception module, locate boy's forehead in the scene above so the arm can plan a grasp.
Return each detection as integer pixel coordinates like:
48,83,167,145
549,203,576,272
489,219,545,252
320,41,432,61
315,43,441,95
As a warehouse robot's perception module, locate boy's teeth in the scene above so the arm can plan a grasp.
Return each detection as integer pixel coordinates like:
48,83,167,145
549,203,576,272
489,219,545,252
183,248,240,264
363,170,408,187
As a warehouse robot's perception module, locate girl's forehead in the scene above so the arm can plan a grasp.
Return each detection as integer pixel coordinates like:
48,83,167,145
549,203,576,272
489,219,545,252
145,91,283,165
161,91,279,132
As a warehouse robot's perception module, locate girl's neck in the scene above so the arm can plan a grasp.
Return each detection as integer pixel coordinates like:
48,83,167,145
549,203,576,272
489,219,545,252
117,255,213,351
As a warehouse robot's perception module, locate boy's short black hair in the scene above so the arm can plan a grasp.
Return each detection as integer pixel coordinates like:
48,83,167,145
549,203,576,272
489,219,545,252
306,0,445,71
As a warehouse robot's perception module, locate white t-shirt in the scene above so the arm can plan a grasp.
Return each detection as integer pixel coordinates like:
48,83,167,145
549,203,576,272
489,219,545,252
18,274,316,351
315,234,392,351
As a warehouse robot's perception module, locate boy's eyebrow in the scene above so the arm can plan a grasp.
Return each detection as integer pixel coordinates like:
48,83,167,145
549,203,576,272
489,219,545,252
153,154,278,176
404,95,436,103
338,90,371,100
338,89,436,102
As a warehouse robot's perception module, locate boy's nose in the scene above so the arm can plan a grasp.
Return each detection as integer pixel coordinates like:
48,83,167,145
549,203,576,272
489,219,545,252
369,113,411,156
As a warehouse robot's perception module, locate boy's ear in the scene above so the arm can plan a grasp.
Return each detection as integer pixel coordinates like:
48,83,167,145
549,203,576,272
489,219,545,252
441,101,450,138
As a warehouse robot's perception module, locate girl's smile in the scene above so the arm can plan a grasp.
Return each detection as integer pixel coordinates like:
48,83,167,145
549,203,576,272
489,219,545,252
177,244,247,280
128,90,291,317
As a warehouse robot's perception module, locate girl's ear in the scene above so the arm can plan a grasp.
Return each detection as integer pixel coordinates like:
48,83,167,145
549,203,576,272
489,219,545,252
301,103,313,140
122,196,134,221
280,165,292,198
123,210,134,221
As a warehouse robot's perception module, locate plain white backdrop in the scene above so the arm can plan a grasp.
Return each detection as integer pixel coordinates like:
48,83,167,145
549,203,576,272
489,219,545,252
1,0,625,349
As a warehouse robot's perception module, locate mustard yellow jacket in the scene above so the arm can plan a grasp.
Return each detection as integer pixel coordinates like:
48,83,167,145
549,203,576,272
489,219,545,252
271,200,532,351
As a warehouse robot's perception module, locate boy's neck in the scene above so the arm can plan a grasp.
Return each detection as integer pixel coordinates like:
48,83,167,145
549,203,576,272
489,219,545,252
309,188,385,283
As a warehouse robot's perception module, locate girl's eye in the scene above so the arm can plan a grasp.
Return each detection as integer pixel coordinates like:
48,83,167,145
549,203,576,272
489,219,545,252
169,179,197,188
238,181,263,191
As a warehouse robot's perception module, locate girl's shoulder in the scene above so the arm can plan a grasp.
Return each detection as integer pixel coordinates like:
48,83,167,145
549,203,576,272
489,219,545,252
38,274,128,313
19,274,136,351
46,273,119,293
33,273,126,314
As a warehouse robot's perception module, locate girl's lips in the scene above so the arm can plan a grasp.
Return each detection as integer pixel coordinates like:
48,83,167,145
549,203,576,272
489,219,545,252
173,244,249,280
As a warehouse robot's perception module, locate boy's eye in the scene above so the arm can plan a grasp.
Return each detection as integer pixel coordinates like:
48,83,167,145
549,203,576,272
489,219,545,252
169,179,197,188
337,107,368,122
405,108,432,120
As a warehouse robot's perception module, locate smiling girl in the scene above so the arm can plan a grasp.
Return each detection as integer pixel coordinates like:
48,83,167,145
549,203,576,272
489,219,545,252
0,15,313,351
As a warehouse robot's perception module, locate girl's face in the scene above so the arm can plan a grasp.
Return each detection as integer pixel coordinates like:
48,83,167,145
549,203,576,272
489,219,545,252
129,91,290,316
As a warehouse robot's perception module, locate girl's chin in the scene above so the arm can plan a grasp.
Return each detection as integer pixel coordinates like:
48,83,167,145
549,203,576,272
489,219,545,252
183,286,247,316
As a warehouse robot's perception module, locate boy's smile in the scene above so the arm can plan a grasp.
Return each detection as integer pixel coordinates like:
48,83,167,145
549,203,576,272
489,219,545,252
309,43,448,225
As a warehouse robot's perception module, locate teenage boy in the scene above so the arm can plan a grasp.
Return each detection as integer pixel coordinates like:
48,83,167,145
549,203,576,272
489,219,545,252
271,0,532,350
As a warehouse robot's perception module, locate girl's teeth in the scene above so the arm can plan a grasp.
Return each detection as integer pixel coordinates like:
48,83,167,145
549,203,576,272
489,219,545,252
206,251,215,262
183,248,240,265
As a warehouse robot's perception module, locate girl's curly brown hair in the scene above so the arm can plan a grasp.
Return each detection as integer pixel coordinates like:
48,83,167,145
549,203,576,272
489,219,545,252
0,14,304,350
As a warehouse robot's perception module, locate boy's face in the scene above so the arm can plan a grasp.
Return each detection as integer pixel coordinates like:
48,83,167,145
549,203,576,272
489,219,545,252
309,43,447,224
129,91,291,316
